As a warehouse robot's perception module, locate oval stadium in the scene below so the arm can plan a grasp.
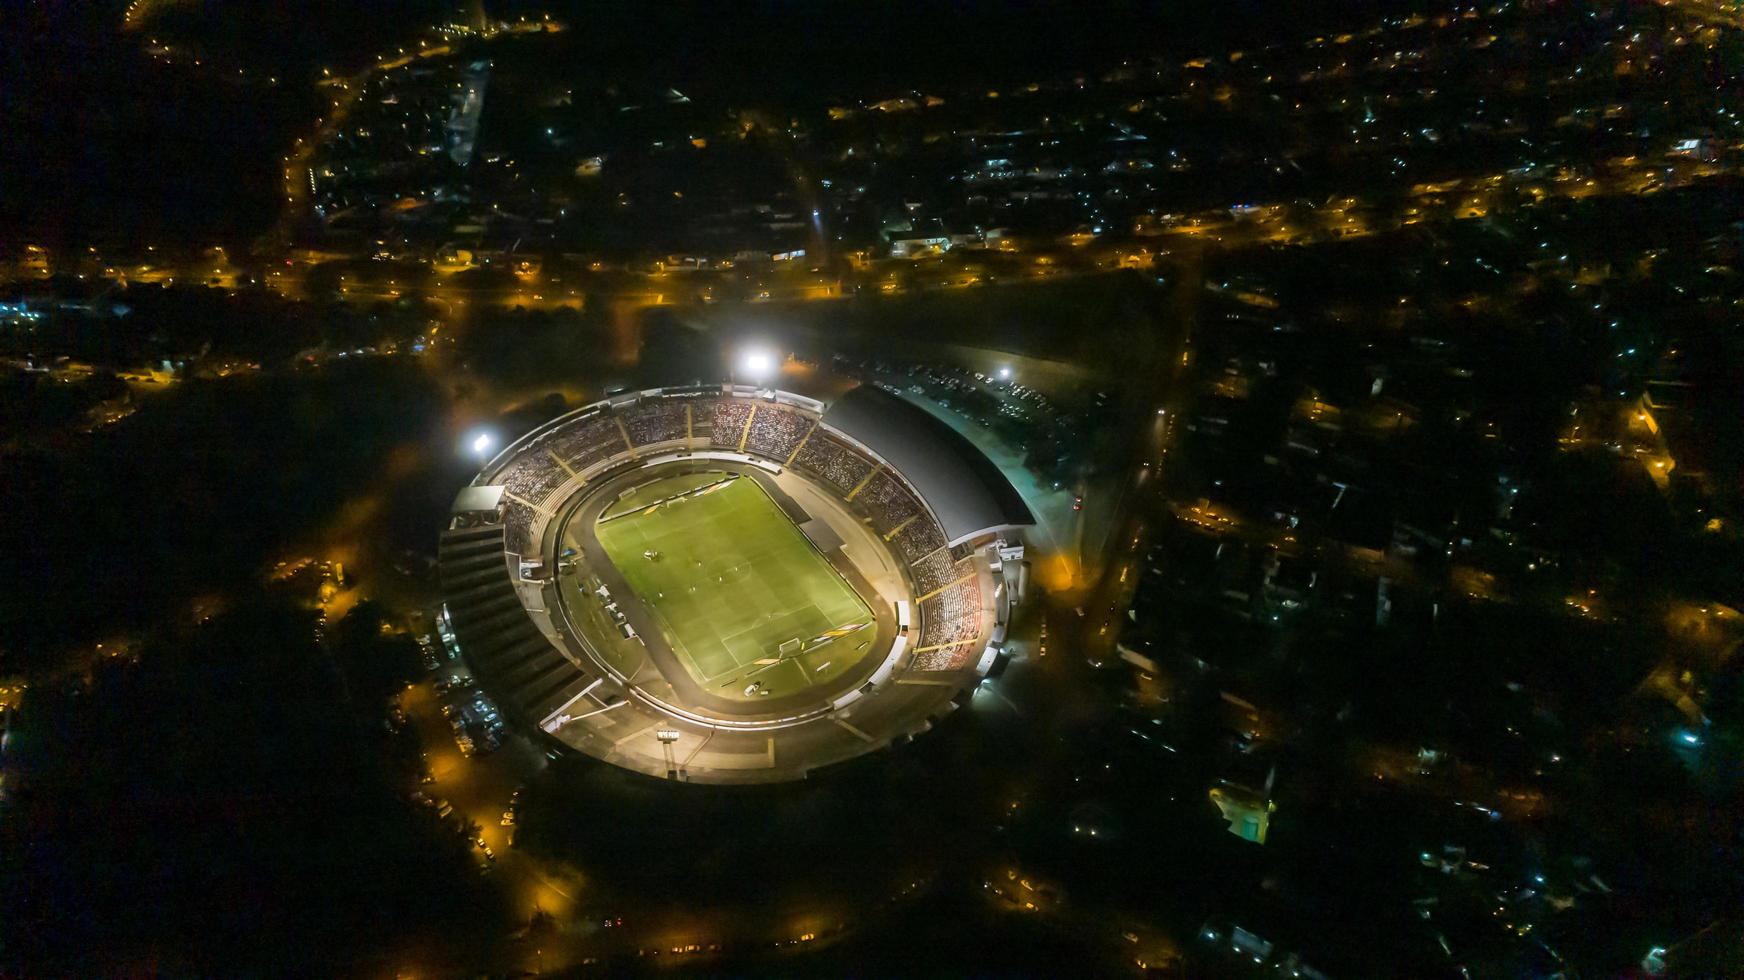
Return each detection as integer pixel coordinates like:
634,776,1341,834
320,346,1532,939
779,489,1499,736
438,384,1034,783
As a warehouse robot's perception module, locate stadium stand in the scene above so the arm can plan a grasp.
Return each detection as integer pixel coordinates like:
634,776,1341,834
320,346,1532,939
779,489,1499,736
439,524,596,725
496,451,566,509
856,471,922,535
910,548,959,596
791,430,873,494
743,402,811,460
822,384,1033,545
914,578,982,671
493,452,566,556
891,517,947,565
620,397,694,447
502,500,537,555
709,398,755,449
547,413,627,472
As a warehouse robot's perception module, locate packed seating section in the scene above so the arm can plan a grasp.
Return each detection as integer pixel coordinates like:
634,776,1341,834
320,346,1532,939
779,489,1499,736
914,579,983,671
856,471,922,534
496,448,566,510
743,404,811,460
620,397,694,446
504,501,536,556
791,430,873,494
709,398,755,449
546,414,625,472
910,548,960,596
891,514,948,565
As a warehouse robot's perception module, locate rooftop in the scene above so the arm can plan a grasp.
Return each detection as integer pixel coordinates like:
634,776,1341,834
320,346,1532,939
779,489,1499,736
823,383,1034,545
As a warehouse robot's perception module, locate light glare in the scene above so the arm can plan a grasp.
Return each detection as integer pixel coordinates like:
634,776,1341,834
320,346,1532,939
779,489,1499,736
742,350,775,381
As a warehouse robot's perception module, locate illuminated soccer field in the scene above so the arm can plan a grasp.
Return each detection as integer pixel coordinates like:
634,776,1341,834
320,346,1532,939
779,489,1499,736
593,473,874,700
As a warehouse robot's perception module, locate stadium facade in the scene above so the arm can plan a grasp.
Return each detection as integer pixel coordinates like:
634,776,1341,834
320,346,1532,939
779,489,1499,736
438,384,1033,783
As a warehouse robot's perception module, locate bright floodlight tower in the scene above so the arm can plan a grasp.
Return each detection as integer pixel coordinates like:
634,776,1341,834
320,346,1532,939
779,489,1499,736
737,348,776,387
438,383,1033,783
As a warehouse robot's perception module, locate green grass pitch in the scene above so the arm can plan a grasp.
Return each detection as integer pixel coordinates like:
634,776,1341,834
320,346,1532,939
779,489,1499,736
594,473,874,700
598,472,725,520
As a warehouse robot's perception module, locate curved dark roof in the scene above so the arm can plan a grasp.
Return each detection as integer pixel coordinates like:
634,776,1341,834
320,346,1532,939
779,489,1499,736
823,384,1033,544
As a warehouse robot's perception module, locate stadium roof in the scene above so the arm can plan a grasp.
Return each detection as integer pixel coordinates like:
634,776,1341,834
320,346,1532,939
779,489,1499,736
452,484,505,515
822,384,1034,545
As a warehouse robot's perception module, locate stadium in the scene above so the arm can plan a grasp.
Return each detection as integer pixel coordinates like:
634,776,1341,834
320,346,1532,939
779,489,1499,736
438,383,1034,783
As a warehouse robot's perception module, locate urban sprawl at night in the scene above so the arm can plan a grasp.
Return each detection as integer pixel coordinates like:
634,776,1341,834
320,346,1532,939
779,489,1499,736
3,1,1743,976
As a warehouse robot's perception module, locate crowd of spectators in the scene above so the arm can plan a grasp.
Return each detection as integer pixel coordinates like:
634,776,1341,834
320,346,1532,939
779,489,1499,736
503,501,536,556
620,397,693,447
892,517,947,566
914,579,982,671
855,471,921,535
709,398,755,449
485,411,631,552
546,414,626,471
910,549,960,595
792,431,873,494
743,403,812,460
495,450,566,509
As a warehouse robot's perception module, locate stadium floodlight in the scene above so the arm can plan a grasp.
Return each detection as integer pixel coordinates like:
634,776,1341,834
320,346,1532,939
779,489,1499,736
740,349,776,384
467,429,496,458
